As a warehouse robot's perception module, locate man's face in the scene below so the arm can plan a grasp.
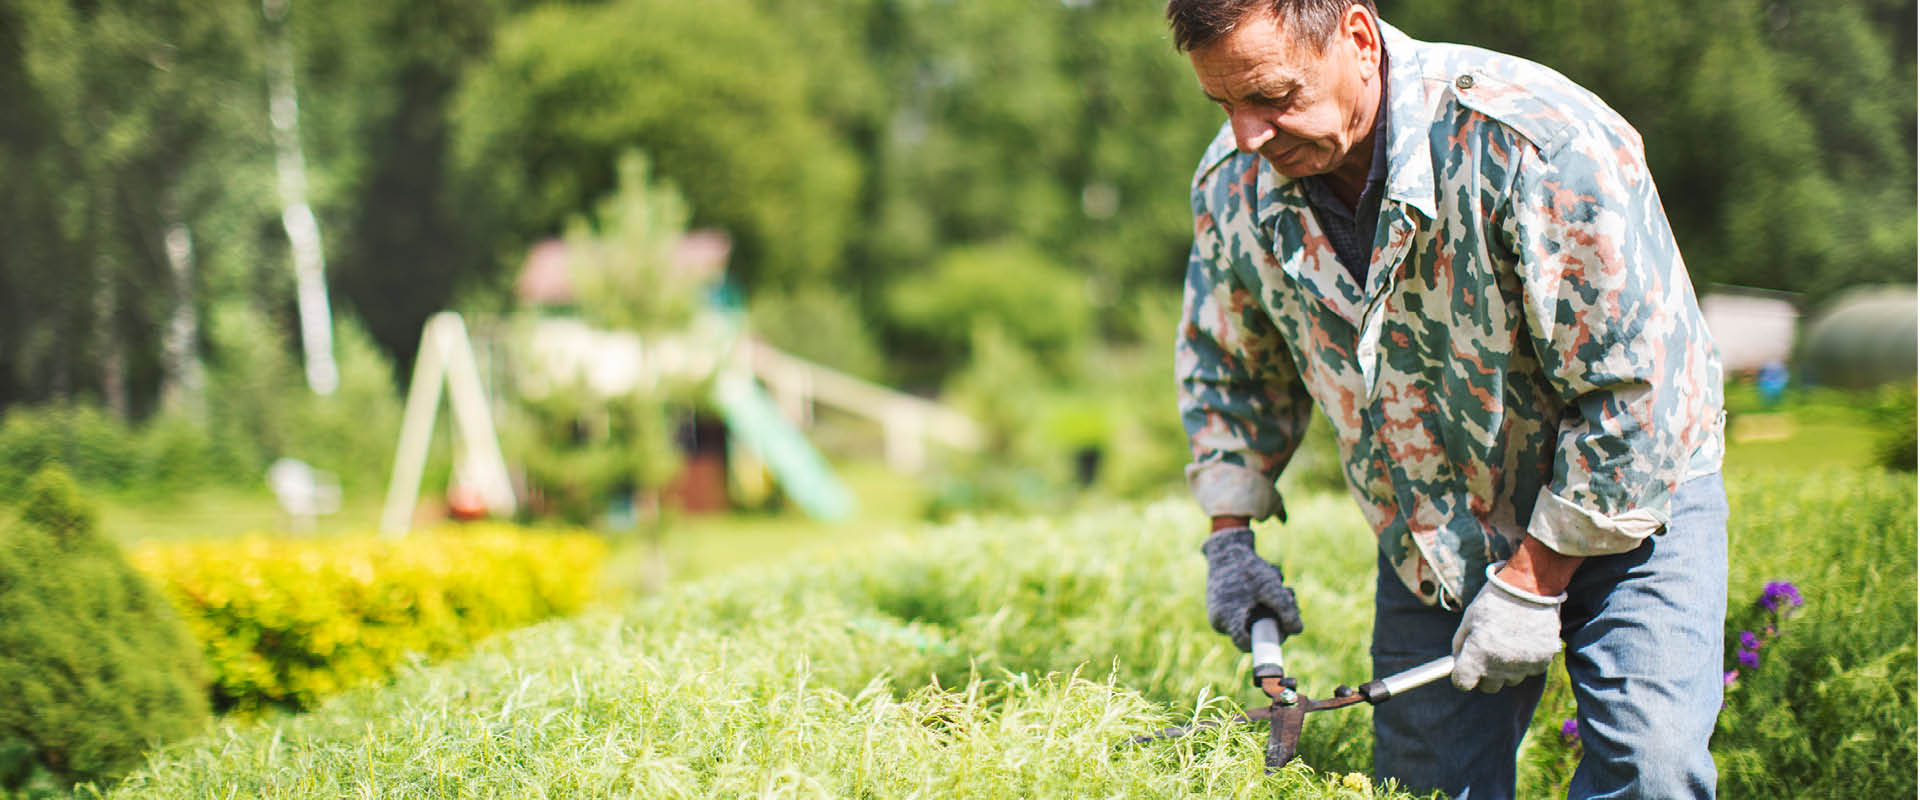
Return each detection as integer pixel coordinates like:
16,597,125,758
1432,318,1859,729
1189,7,1380,180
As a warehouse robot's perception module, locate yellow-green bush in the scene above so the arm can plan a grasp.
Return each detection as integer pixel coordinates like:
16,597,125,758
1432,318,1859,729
131,524,606,716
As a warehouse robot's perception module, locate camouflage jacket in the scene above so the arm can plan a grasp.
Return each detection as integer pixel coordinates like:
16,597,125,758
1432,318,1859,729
1177,21,1725,608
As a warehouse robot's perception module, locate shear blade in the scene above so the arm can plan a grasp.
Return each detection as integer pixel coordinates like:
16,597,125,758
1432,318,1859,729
1266,703,1307,770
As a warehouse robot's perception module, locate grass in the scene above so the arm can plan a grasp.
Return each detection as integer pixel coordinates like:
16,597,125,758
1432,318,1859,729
1719,382,1909,473
107,494,1413,798
94,486,385,547
1710,468,1917,796
85,457,926,595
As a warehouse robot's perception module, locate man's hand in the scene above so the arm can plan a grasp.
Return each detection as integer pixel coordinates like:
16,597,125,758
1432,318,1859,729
1202,527,1304,652
1450,561,1565,692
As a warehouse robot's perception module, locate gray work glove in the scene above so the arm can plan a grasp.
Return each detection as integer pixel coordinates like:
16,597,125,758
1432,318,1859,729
1450,560,1565,693
1202,527,1305,652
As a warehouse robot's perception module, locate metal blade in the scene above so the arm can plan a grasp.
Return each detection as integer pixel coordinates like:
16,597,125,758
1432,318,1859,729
1265,702,1307,770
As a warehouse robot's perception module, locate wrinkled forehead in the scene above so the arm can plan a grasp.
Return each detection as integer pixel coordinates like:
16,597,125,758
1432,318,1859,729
1187,11,1319,96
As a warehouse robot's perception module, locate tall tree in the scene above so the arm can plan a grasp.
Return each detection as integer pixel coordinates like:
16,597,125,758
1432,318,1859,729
449,0,863,295
0,0,265,413
290,0,518,373
1378,0,1917,305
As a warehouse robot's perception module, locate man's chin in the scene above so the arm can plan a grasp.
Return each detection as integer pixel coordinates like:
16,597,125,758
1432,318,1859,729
1264,149,1329,178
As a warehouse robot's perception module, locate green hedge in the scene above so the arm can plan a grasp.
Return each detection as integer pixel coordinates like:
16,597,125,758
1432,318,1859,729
131,525,608,716
0,467,209,796
111,496,1414,798
106,468,1914,797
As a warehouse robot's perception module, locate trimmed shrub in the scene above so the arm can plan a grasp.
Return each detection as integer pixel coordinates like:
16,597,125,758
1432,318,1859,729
0,466,210,795
131,525,607,715
110,497,1418,798
103,469,1914,797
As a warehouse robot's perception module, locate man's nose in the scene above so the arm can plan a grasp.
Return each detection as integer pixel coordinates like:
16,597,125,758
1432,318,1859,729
1230,110,1275,154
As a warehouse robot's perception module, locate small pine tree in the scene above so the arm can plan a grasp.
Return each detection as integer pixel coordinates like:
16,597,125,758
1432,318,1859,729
0,465,210,793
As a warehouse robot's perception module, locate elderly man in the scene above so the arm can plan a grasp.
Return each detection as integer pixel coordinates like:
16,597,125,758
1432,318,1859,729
1170,1,1729,797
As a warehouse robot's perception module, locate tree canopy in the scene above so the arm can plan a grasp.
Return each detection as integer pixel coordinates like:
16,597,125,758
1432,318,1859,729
0,0,1911,411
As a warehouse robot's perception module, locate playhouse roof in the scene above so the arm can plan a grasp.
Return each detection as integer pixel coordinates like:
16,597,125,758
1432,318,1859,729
515,230,731,307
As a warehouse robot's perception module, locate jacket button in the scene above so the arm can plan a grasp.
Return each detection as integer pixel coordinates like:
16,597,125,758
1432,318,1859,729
1455,74,1475,90
1419,579,1436,595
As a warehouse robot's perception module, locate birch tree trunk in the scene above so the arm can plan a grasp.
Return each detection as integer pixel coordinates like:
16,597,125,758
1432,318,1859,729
264,0,338,395
159,196,205,416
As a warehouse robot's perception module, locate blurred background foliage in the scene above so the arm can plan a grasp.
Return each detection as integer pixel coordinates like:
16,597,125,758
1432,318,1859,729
0,0,1912,512
0,3,1911,792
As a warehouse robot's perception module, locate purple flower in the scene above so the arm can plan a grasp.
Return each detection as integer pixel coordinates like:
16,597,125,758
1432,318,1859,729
1761,581,1804,613
1723,669,1740,687
1737,648,1760,669
1739,630,1761,650
1560,717,1580,742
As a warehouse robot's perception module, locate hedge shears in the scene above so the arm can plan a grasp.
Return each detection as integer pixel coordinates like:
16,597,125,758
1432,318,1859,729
1130,614,1455,771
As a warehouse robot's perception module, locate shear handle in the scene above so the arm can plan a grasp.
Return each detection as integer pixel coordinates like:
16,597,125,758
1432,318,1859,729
1250,613,1287,688
1359,655,1455,703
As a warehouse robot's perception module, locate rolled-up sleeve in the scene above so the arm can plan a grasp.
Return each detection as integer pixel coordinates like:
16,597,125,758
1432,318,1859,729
1177,191,1315,522
1500,128,1722,557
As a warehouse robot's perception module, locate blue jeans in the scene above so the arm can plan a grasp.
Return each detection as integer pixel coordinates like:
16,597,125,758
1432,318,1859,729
1370,473,1729,799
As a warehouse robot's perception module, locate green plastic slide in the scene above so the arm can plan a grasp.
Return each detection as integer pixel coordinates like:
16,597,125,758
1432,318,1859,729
710,372,856,521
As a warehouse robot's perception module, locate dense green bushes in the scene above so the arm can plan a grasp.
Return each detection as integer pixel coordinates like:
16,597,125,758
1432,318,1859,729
0,406,231,498
0,314,405,501
131,525,607,716
0,467,209,795
111,497,1407,798
199,310,405,494
1517,467,1919,797
108,465,1916,797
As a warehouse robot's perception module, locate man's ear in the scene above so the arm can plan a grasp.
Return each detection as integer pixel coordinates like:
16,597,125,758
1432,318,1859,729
1343,5,1380,74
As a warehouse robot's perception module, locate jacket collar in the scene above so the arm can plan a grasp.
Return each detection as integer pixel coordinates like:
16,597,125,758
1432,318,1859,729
1376,20,1439,222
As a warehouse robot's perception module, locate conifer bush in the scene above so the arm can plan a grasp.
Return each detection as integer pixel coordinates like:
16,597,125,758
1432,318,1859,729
0,466,209,795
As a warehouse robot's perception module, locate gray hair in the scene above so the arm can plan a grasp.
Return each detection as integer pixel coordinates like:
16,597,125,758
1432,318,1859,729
1165,0,1379,52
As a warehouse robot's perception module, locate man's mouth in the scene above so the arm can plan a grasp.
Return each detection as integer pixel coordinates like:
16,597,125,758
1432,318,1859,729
1265,144,1310,169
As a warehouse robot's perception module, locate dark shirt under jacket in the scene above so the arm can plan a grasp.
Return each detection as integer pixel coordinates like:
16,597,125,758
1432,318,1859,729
1299,61,1390,288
